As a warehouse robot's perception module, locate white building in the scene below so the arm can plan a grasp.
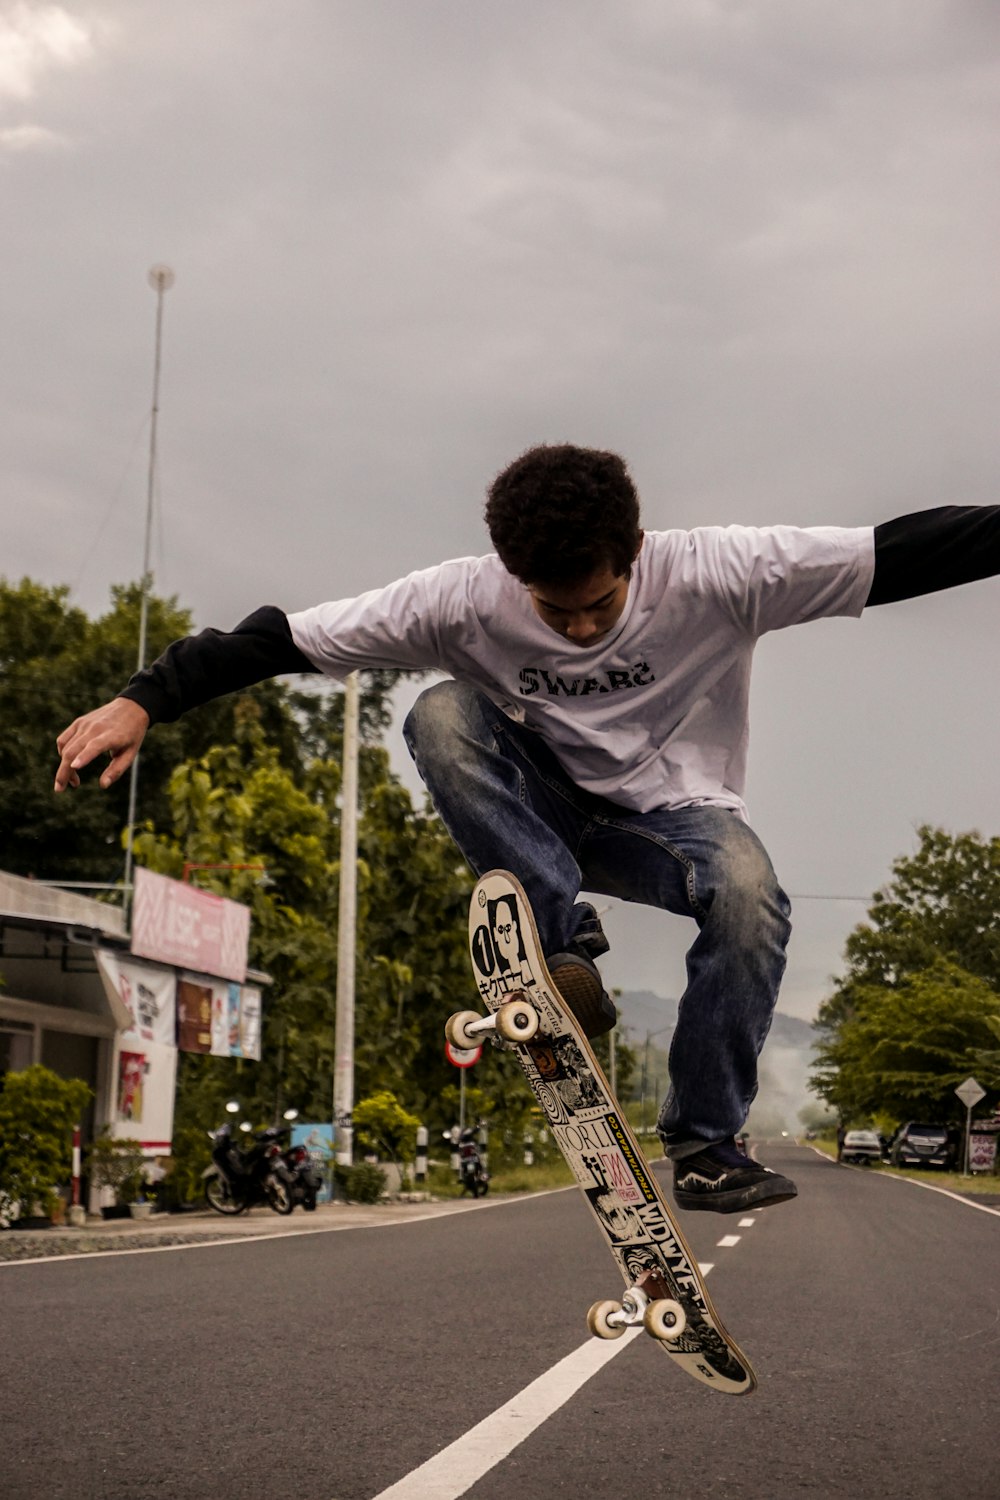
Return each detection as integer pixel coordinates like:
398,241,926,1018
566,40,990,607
0,869,267,1198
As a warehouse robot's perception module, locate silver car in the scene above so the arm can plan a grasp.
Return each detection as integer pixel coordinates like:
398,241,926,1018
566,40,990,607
841,1128,884,1165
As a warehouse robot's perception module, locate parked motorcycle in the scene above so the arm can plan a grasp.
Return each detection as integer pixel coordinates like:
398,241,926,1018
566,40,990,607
282,1138,323,1211
458,1129,489,1197
203,1120,295,1215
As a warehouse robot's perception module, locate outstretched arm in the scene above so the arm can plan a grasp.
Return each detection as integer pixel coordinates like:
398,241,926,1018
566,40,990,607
54,605,317,792
867,506,1000,606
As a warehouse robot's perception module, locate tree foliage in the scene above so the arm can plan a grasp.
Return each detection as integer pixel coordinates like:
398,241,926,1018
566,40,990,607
353,1091,422,1168
0,577,401,884
812,827,1000,1124
0,1064,94,1218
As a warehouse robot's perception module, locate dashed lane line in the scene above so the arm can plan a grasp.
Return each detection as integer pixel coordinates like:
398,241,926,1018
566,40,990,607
716,1234,741,1248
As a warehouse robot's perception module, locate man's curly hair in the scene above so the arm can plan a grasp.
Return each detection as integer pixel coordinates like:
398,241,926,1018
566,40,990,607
484,444,642,585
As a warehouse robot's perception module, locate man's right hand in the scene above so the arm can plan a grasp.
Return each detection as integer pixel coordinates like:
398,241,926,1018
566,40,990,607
54,698,151,793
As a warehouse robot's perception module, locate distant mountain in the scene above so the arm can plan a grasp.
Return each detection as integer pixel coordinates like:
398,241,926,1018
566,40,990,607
615,989,819,1136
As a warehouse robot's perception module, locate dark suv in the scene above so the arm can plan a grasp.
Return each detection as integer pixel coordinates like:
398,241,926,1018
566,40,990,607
890,1122,951,1170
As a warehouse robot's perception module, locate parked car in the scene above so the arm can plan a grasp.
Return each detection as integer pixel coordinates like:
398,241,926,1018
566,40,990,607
889,1122,951,1170
840,1129,884,1165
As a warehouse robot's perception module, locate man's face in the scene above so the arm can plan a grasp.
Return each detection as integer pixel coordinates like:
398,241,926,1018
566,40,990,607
493,898,519,966
526,563,632,648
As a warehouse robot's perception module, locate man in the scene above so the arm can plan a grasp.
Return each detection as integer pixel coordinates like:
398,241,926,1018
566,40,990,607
55,443,1000,1213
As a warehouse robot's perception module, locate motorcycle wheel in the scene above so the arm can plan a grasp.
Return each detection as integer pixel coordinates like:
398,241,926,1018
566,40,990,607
478,1177,489,1198
267,1178,295,1215
303,1191,318,1211
205,1174,247,1215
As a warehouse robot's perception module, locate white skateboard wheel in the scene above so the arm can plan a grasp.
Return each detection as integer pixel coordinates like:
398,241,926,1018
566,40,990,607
644,1298,687,1341
494,998,539,1042
587,1299,626,1340
445,1010,485,1049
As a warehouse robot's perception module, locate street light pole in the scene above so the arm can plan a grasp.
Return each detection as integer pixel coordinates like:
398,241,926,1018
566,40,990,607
124,265,174,921
333,672,360,1165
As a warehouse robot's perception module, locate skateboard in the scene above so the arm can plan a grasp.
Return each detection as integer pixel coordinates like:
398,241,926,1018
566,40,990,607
445,869,756,1396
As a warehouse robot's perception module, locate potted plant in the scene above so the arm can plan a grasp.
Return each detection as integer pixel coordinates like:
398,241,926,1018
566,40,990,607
86,1133,146,1219
0,1065,93,1227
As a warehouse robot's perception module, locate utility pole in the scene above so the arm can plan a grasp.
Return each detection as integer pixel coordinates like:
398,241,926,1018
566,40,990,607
123,265,174,922
334,672,360,1164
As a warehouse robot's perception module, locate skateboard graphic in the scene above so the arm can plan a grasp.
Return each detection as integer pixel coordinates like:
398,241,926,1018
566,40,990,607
446,870,756,1396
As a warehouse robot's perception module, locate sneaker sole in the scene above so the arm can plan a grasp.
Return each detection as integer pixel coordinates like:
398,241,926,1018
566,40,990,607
674,1177,798,1214
548,962,616,1039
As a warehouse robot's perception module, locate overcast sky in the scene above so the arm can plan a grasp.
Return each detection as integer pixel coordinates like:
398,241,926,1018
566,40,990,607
3,1,998,1022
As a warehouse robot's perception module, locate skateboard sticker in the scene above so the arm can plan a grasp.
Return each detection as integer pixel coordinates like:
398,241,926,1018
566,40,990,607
470,893,536,1002
526,1035,603,1113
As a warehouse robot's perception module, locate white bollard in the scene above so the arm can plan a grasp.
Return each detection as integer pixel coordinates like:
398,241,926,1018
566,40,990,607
415,1125,428,1183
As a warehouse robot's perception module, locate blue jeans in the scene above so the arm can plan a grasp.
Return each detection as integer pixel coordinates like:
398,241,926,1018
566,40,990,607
403,681,792,1159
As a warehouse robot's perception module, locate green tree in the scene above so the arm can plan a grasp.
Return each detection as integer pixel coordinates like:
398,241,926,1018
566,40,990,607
1,576,403,886
0,578,303,883
353,1090,421,1170
812,960,1000,1122
812,827,1000,1123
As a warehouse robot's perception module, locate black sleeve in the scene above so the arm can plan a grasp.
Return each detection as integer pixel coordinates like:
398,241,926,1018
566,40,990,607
867,505,1000,606
117,605,320,724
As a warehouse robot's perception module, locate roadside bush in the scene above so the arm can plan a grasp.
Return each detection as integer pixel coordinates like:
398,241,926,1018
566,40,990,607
332,1161,386,1203
0,1064,93,1221
160,1124,213,1208
86,1133,146,1206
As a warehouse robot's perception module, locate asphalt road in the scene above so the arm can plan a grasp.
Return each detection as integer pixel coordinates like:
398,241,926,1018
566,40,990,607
3,1144,998,1500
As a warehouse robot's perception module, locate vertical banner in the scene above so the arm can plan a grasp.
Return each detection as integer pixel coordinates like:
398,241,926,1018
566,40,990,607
239,986,262,1061
181,975,262,1060
177,978,213,1054
97,952,179,1147
117,1050,148,1122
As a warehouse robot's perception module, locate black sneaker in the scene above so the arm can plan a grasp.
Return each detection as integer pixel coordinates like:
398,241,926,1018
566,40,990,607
673,1140,798,1214
546,952,617,1039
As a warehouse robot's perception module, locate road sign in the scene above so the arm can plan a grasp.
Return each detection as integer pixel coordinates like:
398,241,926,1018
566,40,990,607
955,1077,986,1109
445,1040,482,1069
956,1077,987,1176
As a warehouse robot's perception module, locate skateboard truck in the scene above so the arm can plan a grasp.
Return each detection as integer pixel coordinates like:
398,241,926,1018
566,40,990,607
587,1268,688,1343
445,998,540,1048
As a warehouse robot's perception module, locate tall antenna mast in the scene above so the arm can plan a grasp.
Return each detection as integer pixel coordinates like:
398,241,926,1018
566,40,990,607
123,264,174,918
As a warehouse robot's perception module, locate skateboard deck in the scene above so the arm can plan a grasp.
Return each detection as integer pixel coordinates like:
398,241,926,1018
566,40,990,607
453,869,756,1396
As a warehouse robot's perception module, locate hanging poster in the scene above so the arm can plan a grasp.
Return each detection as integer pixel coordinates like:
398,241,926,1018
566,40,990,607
117,1050,148,1122
97,952,176,1045
177,977,213,1054
240,986,262,1061
98,951,179,1149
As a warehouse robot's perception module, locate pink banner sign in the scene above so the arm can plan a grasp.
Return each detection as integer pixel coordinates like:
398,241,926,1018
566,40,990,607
131,867,250,982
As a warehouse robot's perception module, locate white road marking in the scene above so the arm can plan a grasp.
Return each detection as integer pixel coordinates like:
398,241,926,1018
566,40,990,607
716,1234,741,1248
0,1187,579,1268
371,1257,720,1498
876,1170,1000,1218
738,1217,757,1228
369,1329,643,1500
805,1143,1000,1219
